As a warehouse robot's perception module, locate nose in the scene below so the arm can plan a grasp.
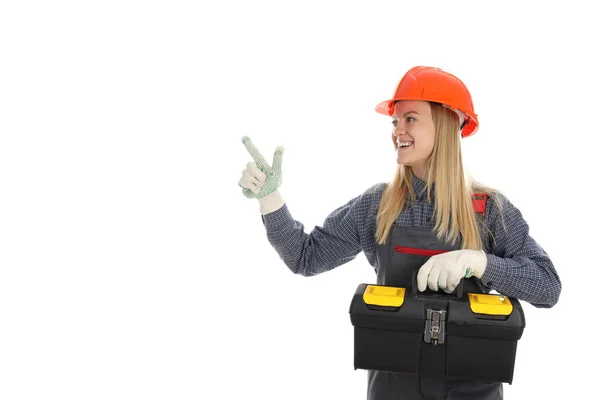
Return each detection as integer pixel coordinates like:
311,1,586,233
393,123,406,137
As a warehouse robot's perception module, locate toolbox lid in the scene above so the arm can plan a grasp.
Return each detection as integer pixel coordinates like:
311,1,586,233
363,285,406,307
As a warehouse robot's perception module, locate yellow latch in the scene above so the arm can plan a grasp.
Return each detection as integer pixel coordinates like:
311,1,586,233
468,293,513,316
363,285,406,307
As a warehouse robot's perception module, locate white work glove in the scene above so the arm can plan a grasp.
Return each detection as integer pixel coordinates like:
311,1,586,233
238,136,285,215
417,249,487,294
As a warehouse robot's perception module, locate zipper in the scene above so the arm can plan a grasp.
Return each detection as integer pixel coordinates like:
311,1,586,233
394,246,450,257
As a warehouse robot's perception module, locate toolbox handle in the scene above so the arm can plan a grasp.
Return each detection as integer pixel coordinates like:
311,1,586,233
410,270,464,300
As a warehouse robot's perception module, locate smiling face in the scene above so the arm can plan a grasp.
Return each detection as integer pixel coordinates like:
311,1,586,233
391,100,436,179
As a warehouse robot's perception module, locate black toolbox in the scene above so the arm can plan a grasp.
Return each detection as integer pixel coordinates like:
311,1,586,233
349,280,525,383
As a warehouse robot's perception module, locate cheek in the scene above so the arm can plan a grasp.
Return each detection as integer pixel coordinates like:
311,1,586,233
415,134,435,155
426,136,436,150
423,127,436,150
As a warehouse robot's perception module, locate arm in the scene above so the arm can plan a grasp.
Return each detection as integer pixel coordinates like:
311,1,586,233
261,194,366,277
482,193,562,308
239,135,380,277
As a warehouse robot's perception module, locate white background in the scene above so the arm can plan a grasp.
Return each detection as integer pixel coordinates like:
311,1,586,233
1,1,598,399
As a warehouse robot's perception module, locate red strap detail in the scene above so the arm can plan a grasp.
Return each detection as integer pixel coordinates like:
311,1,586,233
394,246,450,256
472,193,487,216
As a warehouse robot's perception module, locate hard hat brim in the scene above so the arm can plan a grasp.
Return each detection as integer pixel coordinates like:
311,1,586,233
375,98,479,138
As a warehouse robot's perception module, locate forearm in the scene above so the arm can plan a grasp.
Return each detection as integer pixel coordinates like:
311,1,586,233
482,253,561,308
262,204,361,276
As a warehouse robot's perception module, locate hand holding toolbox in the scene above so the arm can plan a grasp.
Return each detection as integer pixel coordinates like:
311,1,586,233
349,272,525,383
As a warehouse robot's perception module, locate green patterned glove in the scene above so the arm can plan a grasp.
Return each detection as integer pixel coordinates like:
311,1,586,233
239,136,285,214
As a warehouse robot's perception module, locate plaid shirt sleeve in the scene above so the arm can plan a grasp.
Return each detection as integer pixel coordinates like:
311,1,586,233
481,192,562,308
260,184,383,277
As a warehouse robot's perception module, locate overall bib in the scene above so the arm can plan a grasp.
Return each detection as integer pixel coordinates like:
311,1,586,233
367,198,503,400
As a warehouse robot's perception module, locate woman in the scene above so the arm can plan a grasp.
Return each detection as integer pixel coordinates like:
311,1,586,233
238,66,561,399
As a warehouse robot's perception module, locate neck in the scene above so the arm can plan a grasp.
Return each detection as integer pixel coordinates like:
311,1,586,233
410,164,430,182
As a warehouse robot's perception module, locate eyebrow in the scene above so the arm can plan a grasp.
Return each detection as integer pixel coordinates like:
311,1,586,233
393,111,420,119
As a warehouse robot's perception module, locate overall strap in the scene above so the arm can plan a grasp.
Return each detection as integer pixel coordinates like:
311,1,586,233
472,193,487,217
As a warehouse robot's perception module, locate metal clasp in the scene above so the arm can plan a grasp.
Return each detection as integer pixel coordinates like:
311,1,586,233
424,309,446,345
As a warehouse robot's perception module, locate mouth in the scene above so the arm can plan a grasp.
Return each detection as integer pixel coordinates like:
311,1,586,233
396,137,414,150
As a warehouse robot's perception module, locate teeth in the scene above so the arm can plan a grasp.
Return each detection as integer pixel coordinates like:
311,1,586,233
396,137,413,148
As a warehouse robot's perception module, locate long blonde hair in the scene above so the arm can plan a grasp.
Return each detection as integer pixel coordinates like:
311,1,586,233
375,102,501,249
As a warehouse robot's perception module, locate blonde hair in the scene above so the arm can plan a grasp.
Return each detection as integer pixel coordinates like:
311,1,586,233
375,102,501,249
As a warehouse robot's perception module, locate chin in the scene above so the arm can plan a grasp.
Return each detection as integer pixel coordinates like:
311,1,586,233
396,157,412,166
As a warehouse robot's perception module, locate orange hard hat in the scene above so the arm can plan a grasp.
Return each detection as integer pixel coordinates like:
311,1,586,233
375,66,479,138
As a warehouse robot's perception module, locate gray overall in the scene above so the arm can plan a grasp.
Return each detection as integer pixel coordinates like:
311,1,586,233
367,221,504,400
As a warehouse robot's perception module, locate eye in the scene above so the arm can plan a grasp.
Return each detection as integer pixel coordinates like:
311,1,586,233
391,120,398,127
406,116,416,123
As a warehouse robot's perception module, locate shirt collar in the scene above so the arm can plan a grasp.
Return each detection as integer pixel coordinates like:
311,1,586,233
410,174,435,202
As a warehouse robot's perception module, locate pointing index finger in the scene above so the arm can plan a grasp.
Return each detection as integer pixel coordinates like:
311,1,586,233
242,136,269,171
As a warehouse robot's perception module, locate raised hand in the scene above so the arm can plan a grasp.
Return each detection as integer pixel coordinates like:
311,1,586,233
239,136,286,214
